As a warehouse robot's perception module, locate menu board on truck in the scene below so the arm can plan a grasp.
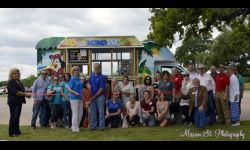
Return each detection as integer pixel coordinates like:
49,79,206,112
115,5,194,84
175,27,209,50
68,49,88,63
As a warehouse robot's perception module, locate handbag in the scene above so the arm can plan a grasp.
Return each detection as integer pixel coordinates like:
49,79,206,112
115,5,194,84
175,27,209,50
44,95,54,101
44,84,54,102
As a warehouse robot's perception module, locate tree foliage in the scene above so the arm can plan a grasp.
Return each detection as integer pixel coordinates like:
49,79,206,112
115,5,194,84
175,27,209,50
148,8,250,75
148,8,250,47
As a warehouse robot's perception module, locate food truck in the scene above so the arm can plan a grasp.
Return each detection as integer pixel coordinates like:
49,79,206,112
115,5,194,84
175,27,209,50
35,36,185,82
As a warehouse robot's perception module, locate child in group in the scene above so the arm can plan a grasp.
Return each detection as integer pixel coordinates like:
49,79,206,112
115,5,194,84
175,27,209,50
83,82,91,128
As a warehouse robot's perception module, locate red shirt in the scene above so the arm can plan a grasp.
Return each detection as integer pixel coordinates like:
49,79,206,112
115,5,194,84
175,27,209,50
171,74,183,93
215,73,229,92
140,99,155,112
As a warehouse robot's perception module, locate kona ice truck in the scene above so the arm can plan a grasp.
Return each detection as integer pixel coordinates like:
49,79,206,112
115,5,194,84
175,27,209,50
35,36,186,82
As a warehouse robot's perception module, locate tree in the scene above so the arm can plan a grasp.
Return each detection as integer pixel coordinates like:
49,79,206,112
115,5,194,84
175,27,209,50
200,17,250,75
21,75,37,87
148,8,250,48
175,35,211,67
148,8,250,76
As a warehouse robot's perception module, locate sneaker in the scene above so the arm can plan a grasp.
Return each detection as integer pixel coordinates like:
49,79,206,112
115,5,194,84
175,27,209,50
9,134,18,137
50,125,55,129
143,123,147,127
31,126,36,129
184,122,189,125
231,122,240,127
187,122,193,126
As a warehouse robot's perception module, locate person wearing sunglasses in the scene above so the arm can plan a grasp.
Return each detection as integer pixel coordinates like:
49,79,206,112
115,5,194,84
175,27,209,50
47,76,63,129
31,70,51,129
68,66,83,132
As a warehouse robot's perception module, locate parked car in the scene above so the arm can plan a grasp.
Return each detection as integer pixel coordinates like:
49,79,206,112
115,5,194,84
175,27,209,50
0,87,7,95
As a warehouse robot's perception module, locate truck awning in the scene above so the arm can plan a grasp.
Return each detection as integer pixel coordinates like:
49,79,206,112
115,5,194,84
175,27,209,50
35,37,66,50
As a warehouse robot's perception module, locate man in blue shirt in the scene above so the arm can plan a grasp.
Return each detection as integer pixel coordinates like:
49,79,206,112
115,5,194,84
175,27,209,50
31,70,51,129
90,63,106,130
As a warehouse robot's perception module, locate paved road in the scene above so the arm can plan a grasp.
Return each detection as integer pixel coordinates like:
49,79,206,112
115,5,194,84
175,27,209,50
0,91,249,125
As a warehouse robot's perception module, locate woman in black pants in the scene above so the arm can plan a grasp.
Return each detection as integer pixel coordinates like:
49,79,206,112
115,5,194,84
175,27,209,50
105,91,122,128
7,68,31,137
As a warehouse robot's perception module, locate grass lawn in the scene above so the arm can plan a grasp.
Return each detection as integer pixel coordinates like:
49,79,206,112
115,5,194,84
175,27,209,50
0,121,250,141
245,83,250,90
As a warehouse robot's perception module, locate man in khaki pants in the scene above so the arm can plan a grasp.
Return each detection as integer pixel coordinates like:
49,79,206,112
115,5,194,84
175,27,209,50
214,65,231,125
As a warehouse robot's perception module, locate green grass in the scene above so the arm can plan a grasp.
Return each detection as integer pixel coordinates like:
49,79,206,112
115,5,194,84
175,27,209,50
1,121,250,141
245,83,250,90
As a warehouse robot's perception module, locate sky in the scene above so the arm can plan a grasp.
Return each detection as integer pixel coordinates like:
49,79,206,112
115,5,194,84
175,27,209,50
0,8,183,81
0,8,151,81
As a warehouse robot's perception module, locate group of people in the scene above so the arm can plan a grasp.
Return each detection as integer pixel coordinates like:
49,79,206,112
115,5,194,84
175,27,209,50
6,63,245,137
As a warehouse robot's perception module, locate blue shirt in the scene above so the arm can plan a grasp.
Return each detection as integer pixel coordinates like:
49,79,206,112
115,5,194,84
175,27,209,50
90,72,106,97
106,100,122,114
48,83,62,104
69,76,83,100
32,76,51,101
158,80,175,101
61,81,70,101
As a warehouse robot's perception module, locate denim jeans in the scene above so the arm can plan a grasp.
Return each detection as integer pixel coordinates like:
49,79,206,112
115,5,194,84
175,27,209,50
8,104,22,136
31,100,46,127
141,113,155,127
42,100,51,126
207,90,216,124
62,101,72,127
193,107,207,128
90,95,105,129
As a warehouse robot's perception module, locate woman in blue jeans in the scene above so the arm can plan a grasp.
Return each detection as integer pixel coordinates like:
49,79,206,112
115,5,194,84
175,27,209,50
61,73,72,128
140,90,155,127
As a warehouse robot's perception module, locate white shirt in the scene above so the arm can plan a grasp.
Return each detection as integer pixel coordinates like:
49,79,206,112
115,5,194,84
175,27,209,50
198,73,215,94
120,83,135,101
180,79,192,106
126,101,140,116
189,72,198,81
229,74,240,102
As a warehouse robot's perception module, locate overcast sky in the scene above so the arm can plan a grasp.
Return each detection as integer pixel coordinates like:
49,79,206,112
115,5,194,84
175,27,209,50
0,8,182,81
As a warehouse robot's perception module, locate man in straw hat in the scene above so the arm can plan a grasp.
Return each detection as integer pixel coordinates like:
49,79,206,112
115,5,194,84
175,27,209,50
197,64,216,125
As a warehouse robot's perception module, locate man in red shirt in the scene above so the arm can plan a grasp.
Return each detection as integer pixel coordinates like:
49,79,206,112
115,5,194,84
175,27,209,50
215,64,231,125
171,67,183,97
171,67,183,124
